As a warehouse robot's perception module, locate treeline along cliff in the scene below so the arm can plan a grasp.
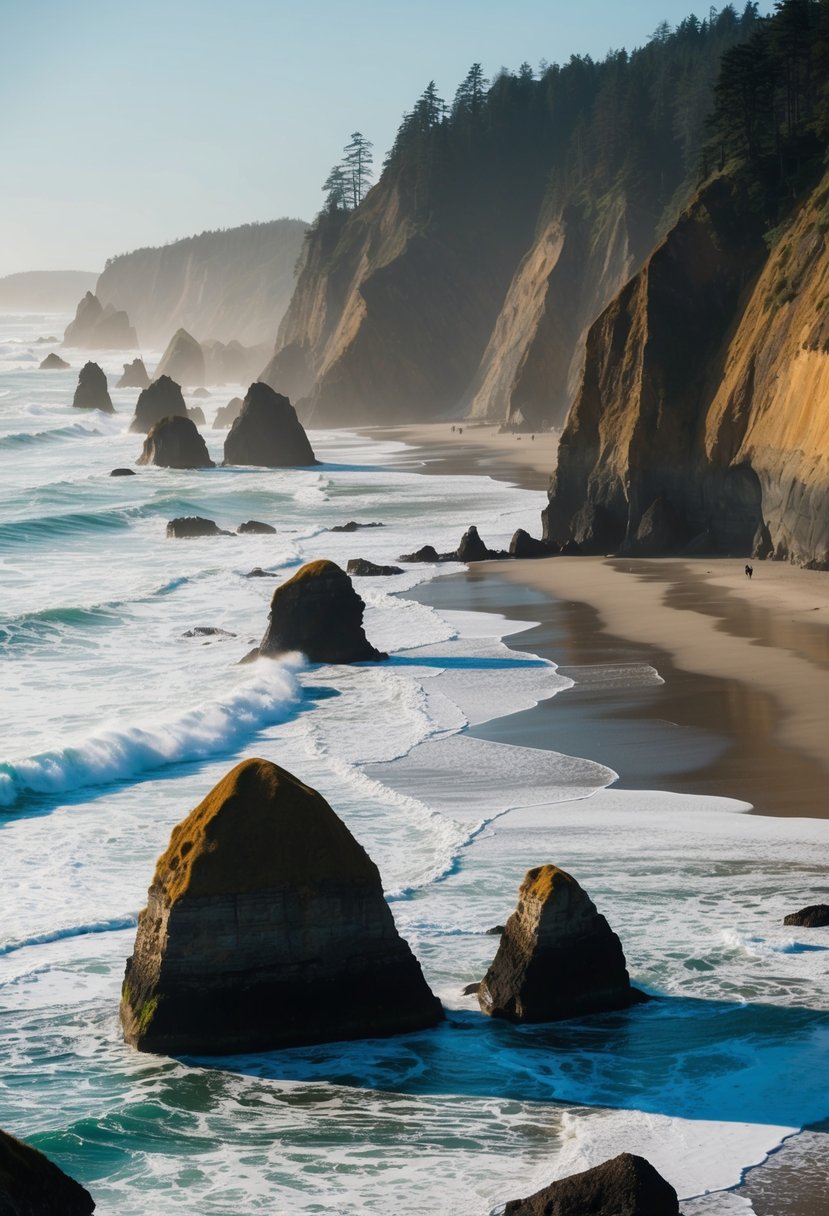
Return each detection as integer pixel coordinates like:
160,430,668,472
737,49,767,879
546,0,829,568
261,5,761,427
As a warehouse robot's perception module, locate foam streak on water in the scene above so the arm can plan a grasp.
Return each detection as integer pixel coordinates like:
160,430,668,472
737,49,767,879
0,314,827,1215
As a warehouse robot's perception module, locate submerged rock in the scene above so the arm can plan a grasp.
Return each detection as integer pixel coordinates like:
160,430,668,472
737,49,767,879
346,559,403,577
213,396,244,429
783,904,829,928
503,1152,679,1216
238,520,276,534
329,521,384,532
478,865,644,1022
253,559,386,663
182,626,236,639
223,382,316,467
72,361,113,412
166,516,230,539
110,467,136,477
117,358,150,388
130,375,188,433
120,758,443,1054
0,1125,96,1215
39,352,69,369
155,328,205,386
137,416,214,469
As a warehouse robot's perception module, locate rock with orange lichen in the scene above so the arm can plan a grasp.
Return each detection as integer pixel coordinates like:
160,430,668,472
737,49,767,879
120,758,442,1054
477,865,645,1022
251,559,387,664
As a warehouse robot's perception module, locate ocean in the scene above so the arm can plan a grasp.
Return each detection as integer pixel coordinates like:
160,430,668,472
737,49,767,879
1,313,827,1215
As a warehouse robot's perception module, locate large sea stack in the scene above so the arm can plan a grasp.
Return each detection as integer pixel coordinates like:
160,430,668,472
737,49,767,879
39,352,69,370
154,328,206,386
72,362,113,412
503,1153,680,1216
0,1125,95,1215
120,758,443,1054
136,416,215,469
252,559,386,663
478,865,642,1022
117,357,150,388
223,382,316,467
63,291,137,348
129,376,188,433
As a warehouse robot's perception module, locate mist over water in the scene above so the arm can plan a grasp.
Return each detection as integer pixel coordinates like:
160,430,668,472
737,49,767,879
1,313,828,1214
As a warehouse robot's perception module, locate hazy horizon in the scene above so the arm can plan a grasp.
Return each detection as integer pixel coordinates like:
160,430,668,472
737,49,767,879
4,0,770,277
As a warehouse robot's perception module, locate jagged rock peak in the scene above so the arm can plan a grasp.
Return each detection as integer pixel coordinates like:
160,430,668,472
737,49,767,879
154,328,205,386
117,357,150,388
223,381,316,467
253,559,387,664
478,864,643,1022
72,361,113,412
503,1152,679,1216
0,1125,96,1214
213,396,244,429
120,757,443,1054
129,375,188,433
136,415,214,469
63,290,137,349
39,352,69,369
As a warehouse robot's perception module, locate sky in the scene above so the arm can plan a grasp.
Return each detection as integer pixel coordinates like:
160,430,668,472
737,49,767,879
1,0,767,277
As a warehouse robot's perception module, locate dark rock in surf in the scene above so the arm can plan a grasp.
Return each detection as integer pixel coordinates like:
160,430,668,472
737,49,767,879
154,328,205,386
130,375,188,433
478,865,644,1023
509,529,557,558
399,544,442,563
213,396,244,429
245,567,275,578
456,524,493,562
503,1152,680,1216
120,757,443,1054
252,559,386,664
486,924,506,935
166,516,231,539
783,904,829,928
238,520,276,534
117,358,150,388
39,352,69,369
137,415,214,469
346,559,403,577
330,521,384,532
0,1125,96,1215
110,467,136,477
223,382,316,467
72,361,114,412
182,627,237,639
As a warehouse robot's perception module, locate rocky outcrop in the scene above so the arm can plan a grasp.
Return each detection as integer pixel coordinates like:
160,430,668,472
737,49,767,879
95,219,307,346
544,170,829,568
117,358,150,388
398,544,442,563
166,516,230,538
129,376,188,433
72,362,114,412
503,1152,679,1216
110,467,136,477
346,559,403,576
783,905,829,928
0,1126,95,1215
223,382,316,467
137,416,215,469
63,291,137,348
213,396,244,428
39,352,69,369
120,758,442,1054
329,521,384,532
187,405,206,427
477,865,643,1022
155,328,205,387
456,525,494,562
252,560,386,663
509,528,557,558
238,520,276,534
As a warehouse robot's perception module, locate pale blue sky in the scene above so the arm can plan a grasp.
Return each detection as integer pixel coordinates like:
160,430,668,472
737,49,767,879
1,0,766,275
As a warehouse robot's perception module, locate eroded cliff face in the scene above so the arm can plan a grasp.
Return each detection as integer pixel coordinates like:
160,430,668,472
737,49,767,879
545,171,829,567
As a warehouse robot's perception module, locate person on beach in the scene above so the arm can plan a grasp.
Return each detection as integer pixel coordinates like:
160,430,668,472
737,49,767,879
745,564,753,579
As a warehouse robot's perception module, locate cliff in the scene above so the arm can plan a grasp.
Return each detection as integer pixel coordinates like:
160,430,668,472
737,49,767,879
0,270,96,313
96,219,307,347
545,169,829,568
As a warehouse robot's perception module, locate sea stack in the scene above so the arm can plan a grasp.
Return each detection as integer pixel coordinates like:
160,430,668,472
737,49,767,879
223,382,316,467
0,1126,95,1215
213,396,244,428
136,416,215,469
39,352,69,369
155,328,205,386
252,559,387,663
63,291,137,348
117,357,150,388
129,375,188,433
72,362,114,412
477,865,643,1022
503,1153,680,1216
120,758,443,1054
